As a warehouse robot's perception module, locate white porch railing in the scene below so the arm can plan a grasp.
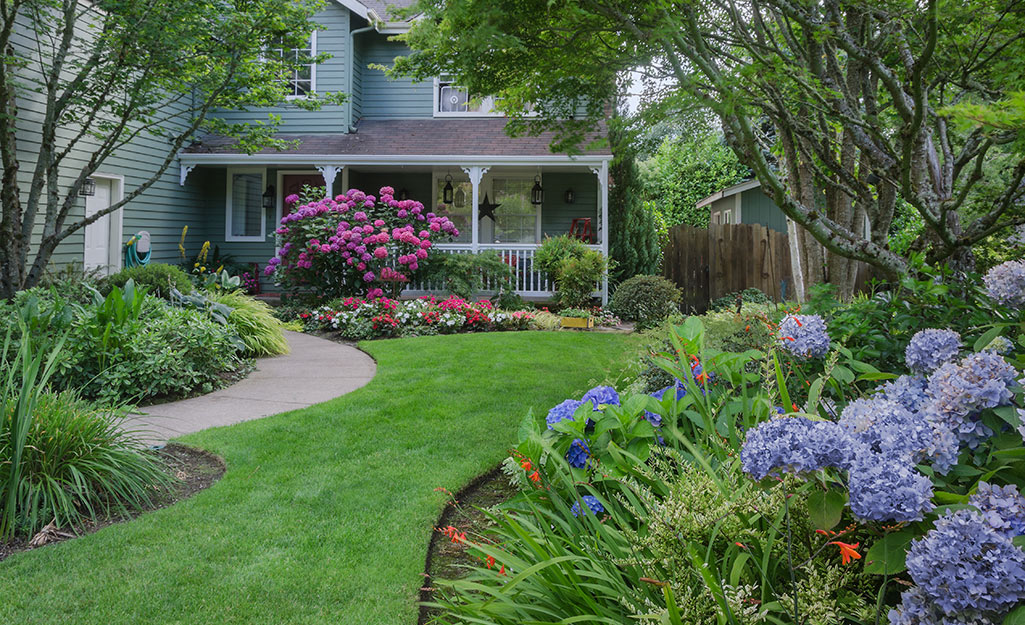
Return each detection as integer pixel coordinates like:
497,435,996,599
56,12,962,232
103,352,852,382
405,242,602,298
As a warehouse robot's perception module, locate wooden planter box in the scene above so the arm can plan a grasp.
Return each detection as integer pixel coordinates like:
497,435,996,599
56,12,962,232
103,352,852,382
560,316,594,329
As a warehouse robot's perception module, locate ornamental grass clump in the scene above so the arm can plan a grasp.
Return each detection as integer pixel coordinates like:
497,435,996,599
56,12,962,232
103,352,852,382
266,186,459,298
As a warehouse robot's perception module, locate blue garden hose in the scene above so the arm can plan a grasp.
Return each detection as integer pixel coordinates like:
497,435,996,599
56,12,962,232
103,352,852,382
124,232,152,268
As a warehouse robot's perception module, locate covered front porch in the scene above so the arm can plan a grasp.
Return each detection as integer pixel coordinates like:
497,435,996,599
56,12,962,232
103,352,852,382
178,153,611,301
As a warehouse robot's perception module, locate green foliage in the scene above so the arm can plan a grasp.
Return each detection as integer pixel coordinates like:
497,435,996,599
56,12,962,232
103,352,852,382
427,250,515,300
609,116,660,282
709,287,772,312
555,250,608,308
609,274,681,329
199,270,242,293
103,264,193,300
205,290,289,357
638,133,750,232
528,311,563,331
534,234,587,277
0,390,172,536
558,308,591,319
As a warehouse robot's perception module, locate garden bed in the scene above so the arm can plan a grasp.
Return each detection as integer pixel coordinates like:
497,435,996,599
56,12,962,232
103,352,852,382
0,443,225,563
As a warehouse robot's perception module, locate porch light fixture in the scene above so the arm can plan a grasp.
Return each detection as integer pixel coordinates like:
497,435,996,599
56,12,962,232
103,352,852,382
442,174,454,204
530,174,543,205
564,188,575,204
79,177,96,197
262,185,276,210
398,188,410,201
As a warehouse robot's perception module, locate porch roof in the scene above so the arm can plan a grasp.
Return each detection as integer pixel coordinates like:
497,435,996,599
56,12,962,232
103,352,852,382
182,119,612,161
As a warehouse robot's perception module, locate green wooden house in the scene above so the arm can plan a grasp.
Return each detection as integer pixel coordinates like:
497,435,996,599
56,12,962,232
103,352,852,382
12,0,613,300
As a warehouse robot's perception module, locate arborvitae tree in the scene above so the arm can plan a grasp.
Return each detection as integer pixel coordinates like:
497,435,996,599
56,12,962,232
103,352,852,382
608,117,659,285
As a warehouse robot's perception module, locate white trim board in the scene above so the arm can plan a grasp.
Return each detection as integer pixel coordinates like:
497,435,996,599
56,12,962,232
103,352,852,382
181,153,611,168
696,179,762,209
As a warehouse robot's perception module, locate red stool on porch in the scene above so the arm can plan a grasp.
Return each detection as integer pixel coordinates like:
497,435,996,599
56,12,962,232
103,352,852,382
569,218,594,243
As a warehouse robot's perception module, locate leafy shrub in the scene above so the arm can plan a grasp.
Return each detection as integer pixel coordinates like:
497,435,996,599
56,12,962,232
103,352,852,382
609,274,681,328
103,263,193,299
555,250,608,307
205,290,290,357
266,186,459,298
709,286,771,311
427,250,515,300
558,308,591,319
534,234,587,277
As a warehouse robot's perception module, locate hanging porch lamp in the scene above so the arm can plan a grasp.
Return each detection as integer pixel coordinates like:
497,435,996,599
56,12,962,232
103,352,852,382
262,185,276,210
442,173,454,204
530,174,543,205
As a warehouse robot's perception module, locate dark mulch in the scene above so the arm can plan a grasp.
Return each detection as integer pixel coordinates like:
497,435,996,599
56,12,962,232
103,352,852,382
419,466,518,625
0,443,225,562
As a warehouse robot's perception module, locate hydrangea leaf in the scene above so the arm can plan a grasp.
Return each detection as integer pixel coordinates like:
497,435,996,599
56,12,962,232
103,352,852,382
1004,605,1025,625
808,489,846,531
974,326,1004,352
863,531,915,575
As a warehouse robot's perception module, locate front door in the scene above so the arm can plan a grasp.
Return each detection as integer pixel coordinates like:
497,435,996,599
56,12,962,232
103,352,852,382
84,177,116,273
282,174,327,215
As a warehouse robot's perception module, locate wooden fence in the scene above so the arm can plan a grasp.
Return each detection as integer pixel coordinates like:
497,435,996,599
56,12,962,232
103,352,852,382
662,223,794,313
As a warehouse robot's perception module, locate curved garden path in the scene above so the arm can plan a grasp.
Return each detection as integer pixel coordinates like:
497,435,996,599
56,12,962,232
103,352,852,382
132,331,376,443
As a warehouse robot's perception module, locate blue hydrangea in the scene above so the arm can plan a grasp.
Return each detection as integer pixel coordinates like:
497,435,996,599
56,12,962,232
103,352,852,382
581,386,620,411
925,351,1017,447
983,259,1025,310
740,418,852,480
644,382,687,427
905,329,962,375
903,509,1025,618
888,586,994,625
565,438,591,469
778,314,831,359
839,397,934,462
546,399,584,430
970,482,1025,538
570,495,604,517
874,375,960,473
847,453,934,522
878,375,930,415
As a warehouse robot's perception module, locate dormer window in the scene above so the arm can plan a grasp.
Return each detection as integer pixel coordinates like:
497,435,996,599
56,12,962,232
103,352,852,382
268,33,316,99
434,78,500,116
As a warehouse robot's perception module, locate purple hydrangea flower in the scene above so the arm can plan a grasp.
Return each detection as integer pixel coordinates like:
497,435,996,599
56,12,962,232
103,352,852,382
847,453,934,522
644,382,687,427
901,509,1025,619
740,418,851,480
839,397,934,462
905,329,962,375
547,399,584,430
983,259,1025,309
878,375,930,415
778,314,831,359
570,495,604,517
925,351,1017,447
581,386,620,411
565,438,591,469
970,482,1025,538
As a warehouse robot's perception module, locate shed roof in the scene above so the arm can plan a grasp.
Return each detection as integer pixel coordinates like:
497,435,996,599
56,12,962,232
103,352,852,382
695,179,761,209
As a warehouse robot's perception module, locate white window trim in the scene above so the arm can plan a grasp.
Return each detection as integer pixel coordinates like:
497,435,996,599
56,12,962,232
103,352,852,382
283,31,317,101
226,167,267,242
432,78,540,119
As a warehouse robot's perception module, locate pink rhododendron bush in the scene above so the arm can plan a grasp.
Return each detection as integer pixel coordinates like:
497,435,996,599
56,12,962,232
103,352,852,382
265,187,459,298
299,295,534,340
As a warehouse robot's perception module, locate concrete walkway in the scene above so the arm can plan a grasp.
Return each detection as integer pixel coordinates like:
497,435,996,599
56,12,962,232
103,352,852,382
131,331,376,443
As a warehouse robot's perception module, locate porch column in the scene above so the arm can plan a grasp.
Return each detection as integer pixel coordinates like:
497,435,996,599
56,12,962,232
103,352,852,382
315,164,343,196
461,166,489,253
591,162,610,305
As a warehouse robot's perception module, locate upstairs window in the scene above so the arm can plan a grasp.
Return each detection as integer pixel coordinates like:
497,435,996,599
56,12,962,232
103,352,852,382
267,33,316,98
435,77,499,116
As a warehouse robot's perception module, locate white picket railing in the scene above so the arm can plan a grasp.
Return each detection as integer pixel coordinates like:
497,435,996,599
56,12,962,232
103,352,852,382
405,243,602,298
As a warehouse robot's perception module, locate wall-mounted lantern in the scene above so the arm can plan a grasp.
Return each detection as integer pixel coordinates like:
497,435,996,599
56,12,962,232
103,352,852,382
442,174,454,204
79,177,96,197
262,185,276,210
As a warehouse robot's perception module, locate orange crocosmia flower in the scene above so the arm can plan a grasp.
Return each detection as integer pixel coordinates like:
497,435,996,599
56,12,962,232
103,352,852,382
735,542,747,549
828,541,862,565
815,529,829,535
520,459,533,471
499,565,506,576
528,471,540,483
794,318,803,327
486,555,495,569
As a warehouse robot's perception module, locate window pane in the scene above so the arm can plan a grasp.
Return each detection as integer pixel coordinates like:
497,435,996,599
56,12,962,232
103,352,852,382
436,179,472,243
231,173,263,238
492,179,537,243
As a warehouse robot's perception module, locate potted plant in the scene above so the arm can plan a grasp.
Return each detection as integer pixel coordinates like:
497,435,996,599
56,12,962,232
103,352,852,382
558,308,594,329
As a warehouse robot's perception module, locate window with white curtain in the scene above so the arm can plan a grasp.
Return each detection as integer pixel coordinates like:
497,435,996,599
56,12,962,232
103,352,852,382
227,169,265,241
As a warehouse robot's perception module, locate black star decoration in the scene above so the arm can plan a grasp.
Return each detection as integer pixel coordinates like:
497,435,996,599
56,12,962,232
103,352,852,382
478,193,501,221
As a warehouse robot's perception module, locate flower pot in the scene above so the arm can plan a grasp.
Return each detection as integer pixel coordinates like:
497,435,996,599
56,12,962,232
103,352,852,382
560,316,594,329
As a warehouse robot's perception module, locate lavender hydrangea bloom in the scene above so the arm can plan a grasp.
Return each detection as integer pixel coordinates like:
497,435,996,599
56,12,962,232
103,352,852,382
970,482,1025,538
905,329,962,375
878,375,930,415
888,586,995,625
565,438,591,469
904,509,1025,618
778,314,831,359
581,386,620,411
839,397,934,462
740,418,852,480
983,259,1025,309
570,495,604,517
847,453,934,522
925,351,1017,446
546,399,584,429
645,382,687,427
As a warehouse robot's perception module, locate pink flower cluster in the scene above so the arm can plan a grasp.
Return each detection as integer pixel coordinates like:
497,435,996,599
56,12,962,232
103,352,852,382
265,187,459,297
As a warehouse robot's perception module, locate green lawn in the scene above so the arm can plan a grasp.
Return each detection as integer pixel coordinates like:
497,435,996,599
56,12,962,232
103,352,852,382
0,331,643,625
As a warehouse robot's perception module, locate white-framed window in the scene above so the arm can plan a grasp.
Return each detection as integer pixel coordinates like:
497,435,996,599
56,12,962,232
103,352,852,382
434,77,500,116
226,168,266,242
490,177,540,244
434,177,473,243
267,32,317,98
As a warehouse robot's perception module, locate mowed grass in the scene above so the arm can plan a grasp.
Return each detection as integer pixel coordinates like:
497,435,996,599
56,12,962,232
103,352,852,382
0,331,644,625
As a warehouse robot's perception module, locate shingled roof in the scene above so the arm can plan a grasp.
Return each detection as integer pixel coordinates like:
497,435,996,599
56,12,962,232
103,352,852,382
184,119,611,158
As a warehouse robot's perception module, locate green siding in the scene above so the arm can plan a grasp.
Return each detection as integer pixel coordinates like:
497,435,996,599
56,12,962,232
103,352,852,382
740,188,788,233
208,4,350,133
348,171,433,206
541,173,598,239
358,34,434,120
